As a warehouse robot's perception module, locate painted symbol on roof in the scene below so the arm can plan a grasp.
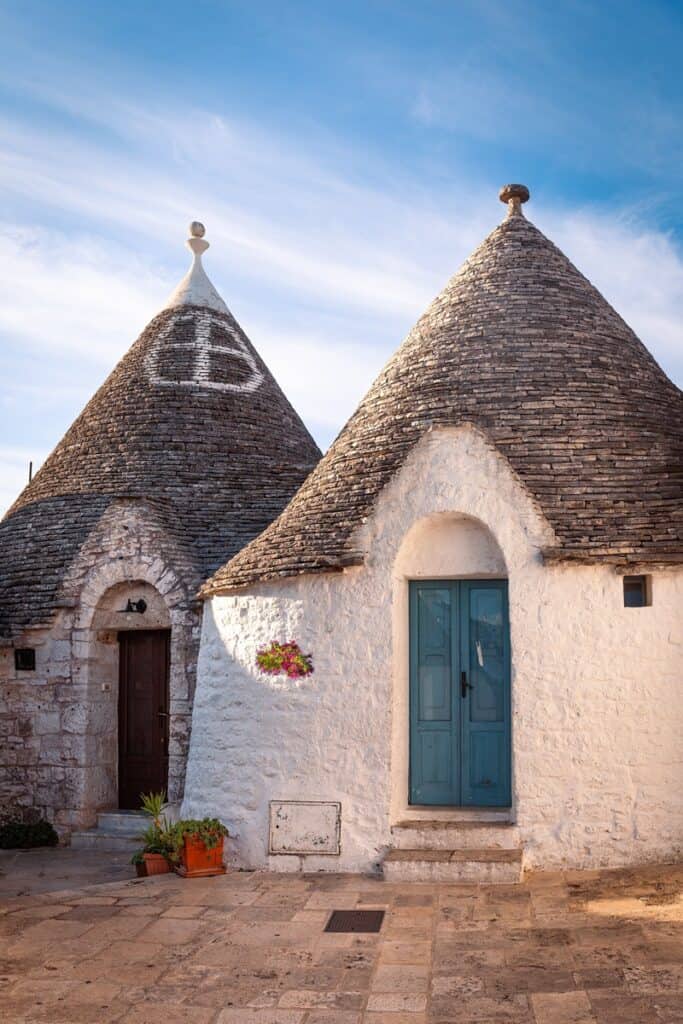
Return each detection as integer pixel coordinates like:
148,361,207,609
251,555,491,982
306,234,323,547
145,310,264,393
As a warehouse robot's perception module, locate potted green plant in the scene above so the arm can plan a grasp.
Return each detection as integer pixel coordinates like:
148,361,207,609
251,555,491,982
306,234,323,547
169,817,229,878
133,791,173,876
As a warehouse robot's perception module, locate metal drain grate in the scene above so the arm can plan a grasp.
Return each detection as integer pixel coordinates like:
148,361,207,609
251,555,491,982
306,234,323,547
325,909,385,933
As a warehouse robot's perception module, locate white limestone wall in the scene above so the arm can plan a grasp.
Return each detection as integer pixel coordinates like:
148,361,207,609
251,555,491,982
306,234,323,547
183,425,683,871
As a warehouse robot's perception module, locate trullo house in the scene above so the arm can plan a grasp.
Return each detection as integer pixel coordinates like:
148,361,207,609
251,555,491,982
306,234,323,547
0,223,320,839
183,185,683,881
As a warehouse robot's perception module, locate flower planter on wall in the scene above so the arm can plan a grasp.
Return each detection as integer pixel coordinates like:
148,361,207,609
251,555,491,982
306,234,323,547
175,834,226,878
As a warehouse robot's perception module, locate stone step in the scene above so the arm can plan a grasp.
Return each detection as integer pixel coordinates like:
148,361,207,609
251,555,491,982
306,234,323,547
391,819,520,850
383,847,524,884
70,830,140,852
398,807,513,823
96,811,148,836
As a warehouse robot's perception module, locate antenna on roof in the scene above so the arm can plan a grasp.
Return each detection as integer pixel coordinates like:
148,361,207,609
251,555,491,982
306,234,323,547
28,461,32,483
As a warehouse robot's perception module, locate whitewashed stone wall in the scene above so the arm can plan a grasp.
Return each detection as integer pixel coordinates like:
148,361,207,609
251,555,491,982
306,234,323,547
0,500,201,833
184,425,683,871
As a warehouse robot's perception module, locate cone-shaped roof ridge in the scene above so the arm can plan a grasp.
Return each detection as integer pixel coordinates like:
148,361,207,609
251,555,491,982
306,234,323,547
1,222,321,630
205,186,683,594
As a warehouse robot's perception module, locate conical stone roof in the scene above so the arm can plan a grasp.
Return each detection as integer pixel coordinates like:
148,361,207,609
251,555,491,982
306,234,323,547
206,186,683,594
0,223,321,630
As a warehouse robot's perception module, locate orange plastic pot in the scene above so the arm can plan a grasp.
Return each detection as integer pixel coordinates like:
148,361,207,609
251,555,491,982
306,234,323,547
142,852,170,875
175,833,226,878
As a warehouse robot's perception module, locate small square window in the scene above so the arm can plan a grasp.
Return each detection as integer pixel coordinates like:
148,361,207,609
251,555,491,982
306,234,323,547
623,575,651,608
15,648,36,671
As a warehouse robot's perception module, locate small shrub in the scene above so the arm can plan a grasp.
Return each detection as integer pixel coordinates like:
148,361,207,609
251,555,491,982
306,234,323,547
0,818,58,849
134,790,174,861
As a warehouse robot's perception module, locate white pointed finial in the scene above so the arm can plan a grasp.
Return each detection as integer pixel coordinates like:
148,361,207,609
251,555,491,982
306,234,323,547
187,220,209,256
163,220,229,314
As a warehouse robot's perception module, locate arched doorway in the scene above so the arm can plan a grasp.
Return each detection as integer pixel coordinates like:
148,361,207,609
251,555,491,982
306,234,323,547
87,581,172,811
392,512,512,813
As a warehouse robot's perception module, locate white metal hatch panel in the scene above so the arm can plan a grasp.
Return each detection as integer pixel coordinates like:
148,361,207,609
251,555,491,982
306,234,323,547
269,800,341,855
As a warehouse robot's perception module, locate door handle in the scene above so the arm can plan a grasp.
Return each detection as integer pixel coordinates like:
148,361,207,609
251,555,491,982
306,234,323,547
461,671,473,698
157,711,170,718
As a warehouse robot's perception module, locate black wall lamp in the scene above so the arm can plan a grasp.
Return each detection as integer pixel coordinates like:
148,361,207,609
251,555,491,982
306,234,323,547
119,598,148,614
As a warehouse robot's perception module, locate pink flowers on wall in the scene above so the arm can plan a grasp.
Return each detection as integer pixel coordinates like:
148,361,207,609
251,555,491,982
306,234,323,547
256,641,314,679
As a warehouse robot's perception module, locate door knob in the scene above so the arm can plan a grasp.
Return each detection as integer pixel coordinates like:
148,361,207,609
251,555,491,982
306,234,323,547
461,671,473,698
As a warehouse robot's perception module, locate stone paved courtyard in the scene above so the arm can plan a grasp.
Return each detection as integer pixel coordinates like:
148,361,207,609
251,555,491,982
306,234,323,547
0,858,681,1023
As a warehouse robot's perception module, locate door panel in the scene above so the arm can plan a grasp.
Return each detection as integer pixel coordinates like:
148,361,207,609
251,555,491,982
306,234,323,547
409,584,458,804
118,630,170,810
461,582,511,806
409,580,510,807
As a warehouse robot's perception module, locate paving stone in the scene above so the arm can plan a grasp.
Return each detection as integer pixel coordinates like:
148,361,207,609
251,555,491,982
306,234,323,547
430,993,531,1020
364,1015,426,1024
304,1013,360,1024
651,993,683,1021
217,1012,305,1024
161,903,208,918
371,964,430,993
379,941,432,963
277,989,363,1009
0,862,681,1023
137,917,207,945
366,994,427,1012
121,1002,218,1024
586,987,661,1022
531,990,596,1023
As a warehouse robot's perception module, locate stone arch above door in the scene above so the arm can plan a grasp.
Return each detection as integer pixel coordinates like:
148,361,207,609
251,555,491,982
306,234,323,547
394,512,507,581
70,560,197,820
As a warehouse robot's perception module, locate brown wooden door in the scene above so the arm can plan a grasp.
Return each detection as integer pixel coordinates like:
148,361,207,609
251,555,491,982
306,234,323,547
118,630,170,809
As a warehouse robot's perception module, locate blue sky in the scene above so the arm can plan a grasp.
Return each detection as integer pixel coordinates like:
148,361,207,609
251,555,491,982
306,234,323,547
1,0,682,514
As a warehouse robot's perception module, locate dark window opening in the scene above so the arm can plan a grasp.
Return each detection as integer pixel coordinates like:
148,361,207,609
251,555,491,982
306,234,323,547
15,648,36,671
623,575,651,608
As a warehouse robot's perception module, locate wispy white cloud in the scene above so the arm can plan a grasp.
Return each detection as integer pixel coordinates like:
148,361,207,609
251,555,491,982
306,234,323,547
546,208,683,380
0,111,449,319
0,223,168,363
1,67,681,520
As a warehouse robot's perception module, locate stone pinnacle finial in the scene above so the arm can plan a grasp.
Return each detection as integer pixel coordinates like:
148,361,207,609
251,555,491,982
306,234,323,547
499,184,530,218
187,220,209,256
163,220,228,314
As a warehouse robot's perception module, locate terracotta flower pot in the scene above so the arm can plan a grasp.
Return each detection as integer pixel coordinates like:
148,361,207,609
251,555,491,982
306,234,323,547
175,833,226,878
142,852,170,875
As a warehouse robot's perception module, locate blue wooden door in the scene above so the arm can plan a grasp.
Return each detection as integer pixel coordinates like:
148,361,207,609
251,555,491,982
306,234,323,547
409,580,510,807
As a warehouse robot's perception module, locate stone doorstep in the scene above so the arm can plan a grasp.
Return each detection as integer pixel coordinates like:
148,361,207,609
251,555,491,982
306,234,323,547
391,819,520,850
386,848,522,864
70,831,139,852
382,847,524,884
70,811,148,850
96,811,148,836
395,807,513,823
